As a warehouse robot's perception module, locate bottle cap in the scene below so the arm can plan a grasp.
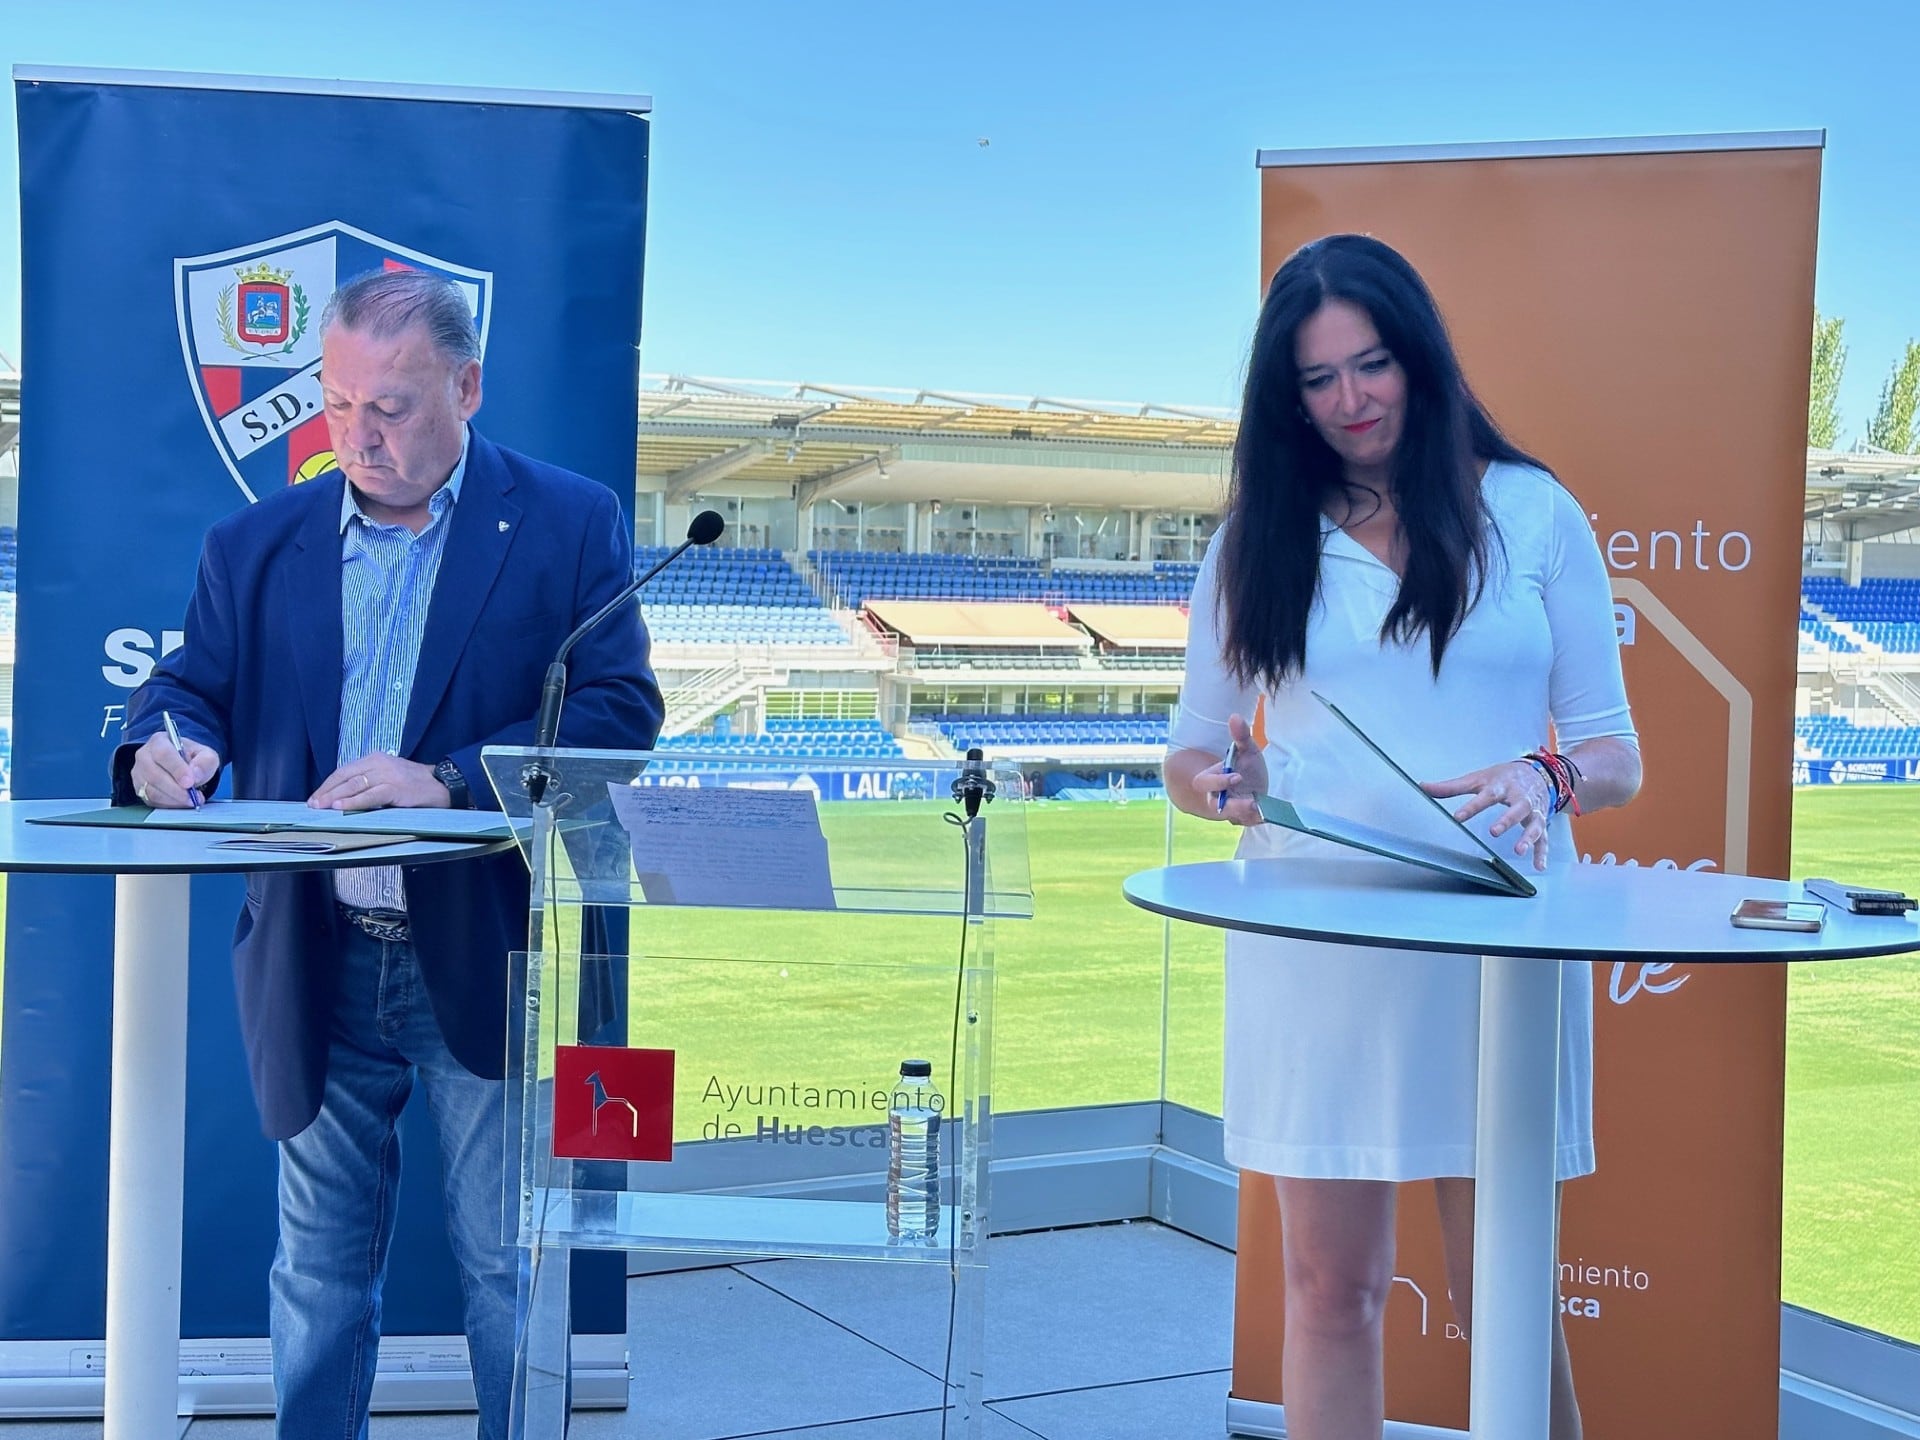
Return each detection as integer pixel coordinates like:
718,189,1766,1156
899,1059,933,1078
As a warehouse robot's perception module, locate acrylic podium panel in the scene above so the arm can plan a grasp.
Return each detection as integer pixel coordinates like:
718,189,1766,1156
510,947,994,1258
480,746,1030,1440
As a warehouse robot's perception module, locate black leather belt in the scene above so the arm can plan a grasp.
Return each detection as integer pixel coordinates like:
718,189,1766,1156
338,905,410,943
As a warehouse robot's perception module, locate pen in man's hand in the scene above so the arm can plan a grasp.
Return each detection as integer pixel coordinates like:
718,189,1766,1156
1217,738,1238,815
161,710,205,810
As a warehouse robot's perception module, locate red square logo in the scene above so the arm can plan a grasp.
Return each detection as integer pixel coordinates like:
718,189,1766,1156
552,1045,674,1162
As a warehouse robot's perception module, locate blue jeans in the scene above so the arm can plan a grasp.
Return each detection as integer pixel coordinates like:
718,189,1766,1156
270,927,517,1440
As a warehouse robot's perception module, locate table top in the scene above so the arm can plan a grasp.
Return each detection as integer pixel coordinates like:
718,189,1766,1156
1124,856,1920,964
0,799,518,875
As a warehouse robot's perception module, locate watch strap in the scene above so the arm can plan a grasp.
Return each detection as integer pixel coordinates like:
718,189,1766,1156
433,757,471,810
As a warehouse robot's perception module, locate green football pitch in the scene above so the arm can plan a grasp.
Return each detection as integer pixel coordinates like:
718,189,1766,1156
0,784,1912,1342
1777,786,1920,1346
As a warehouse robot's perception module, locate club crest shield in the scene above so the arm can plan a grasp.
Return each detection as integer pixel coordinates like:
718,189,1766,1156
175,222,493,502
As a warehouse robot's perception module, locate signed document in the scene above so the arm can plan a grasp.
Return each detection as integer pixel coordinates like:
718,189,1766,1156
606,782,838,911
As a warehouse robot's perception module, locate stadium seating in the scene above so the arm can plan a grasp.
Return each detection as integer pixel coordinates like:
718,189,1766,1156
631,545,852,645
1852,622,1920,650
1803,575,1920,622
1799,611,1858,653
1796,715,1920,759
653,717,905,760
929,712,1170,751
908,651,1087,670
810,550,1198,607
641,604,849,645
813,552,1043,606
1099,651,1186,670
1047,563,1198,604
636,544,817,603
1153,560,1201,594
1798,578,1920,652
0,526,15,643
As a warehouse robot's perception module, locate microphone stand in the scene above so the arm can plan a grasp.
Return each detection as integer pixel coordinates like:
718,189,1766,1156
952,748,995,920
944,751,995,1433
509,780,568,1440
508,510,722,1439
522,513,724,807
963,792,987,923
518,507,725,1170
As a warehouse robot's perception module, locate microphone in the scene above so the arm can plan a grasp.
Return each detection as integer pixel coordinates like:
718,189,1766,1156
950,746,996,820
528,509,724,799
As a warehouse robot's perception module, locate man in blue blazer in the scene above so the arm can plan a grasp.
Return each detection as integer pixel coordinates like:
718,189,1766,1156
117,269,661,1440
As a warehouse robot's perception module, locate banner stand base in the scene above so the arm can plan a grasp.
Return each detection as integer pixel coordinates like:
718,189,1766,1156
1226,1397,1466,1439
0,1334,627,1419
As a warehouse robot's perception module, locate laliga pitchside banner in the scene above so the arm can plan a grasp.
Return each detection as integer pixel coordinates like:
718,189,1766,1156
4,67,648,1394
1235,134,1820,1438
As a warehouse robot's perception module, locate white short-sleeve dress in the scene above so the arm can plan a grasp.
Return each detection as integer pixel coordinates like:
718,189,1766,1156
1169,462,1636,1181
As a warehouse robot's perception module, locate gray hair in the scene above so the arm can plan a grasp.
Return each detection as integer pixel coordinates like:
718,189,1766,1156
318,269,481,367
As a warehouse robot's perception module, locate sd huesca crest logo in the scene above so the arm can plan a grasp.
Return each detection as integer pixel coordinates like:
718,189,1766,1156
175,222,493,503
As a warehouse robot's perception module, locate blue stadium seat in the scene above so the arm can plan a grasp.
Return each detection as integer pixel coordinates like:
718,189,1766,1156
925,712,1170,752
656,717,906,762
1795,714,1920,759
807,549,1203,609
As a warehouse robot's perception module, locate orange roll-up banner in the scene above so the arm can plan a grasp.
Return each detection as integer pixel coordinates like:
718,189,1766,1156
1237,135,1822,1437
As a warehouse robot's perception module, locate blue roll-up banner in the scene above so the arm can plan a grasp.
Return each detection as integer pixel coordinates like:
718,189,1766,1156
5,68,648,1409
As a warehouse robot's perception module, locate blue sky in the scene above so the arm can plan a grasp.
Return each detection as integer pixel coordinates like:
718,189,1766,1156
3,0,1915,441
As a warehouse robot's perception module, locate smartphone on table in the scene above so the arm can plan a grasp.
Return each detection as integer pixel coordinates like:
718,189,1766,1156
1730,899,1826,933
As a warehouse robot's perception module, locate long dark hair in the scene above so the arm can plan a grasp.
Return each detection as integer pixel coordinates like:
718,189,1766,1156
1217,233,1545,686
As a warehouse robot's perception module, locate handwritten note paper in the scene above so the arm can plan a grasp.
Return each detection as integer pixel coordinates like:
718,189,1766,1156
605,783,838,911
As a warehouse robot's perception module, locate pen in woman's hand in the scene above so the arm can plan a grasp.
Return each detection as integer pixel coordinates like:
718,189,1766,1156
1217,738,1238,815
161,710,205,810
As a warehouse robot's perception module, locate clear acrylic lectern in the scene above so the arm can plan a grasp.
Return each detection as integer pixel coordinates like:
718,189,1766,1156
480,746,1031,1440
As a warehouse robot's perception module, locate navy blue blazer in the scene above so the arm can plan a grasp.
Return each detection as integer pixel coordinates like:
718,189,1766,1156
115,431,663,1139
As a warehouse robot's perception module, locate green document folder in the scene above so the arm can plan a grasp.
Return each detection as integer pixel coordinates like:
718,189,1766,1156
1251,693,1539,898
31,799,517,843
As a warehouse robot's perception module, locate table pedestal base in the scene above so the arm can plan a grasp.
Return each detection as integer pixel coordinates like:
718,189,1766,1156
1469,953,1563,1439
104,873,192,1439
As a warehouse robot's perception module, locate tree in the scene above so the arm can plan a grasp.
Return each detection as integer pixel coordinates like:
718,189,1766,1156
1809,312,1847,449
1867,340,1920,455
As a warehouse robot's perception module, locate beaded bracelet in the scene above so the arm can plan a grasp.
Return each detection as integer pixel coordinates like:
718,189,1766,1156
1523,750,1583,817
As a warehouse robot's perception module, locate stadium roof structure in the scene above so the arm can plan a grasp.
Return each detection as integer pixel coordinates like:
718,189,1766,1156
642,377,1920,533
1805,447,1920,539
2,366,1916,532
638,376,1235,512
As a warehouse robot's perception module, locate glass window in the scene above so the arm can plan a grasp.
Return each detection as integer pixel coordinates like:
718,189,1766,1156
1783,782,1920,1345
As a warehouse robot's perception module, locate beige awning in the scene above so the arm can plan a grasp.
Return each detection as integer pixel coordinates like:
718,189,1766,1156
1069,604,1190,648
864,601,1089,647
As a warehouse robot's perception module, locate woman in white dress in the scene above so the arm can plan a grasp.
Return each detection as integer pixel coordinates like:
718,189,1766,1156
1164,234,1641,1440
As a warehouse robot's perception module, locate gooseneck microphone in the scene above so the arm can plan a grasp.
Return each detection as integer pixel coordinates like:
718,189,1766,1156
527,509,725,802
951,746,996,820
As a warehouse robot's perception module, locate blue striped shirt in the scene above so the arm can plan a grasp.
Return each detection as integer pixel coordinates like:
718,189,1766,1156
333,429,469,911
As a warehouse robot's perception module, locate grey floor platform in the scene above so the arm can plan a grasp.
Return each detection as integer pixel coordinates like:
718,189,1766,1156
3,1221,1236,1440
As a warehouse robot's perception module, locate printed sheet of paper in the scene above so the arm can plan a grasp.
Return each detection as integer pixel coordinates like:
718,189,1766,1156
605,782,838,911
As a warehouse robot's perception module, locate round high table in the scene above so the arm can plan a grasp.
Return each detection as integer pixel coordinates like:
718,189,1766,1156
0,800,516,1440
1122,856,1920,1440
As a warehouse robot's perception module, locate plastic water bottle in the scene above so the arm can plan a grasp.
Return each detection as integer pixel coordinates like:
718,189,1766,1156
886,1059,941,1242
